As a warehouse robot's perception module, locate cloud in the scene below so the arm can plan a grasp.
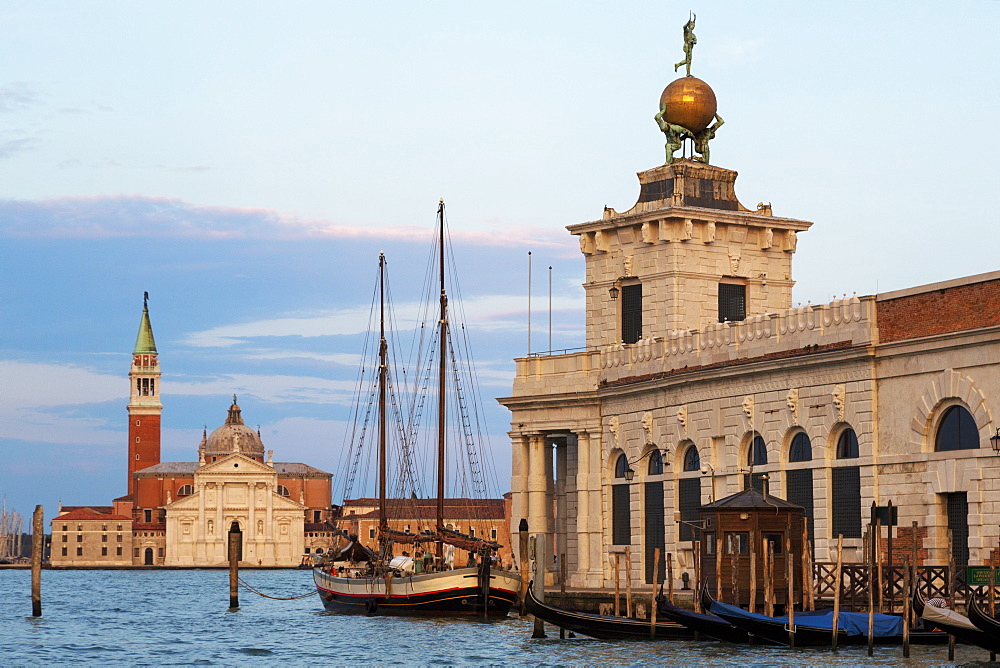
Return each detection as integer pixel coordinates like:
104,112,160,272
0,82,40,113
167,373,359,406
182,294,584,347
0,195,570,249
0,137,38,159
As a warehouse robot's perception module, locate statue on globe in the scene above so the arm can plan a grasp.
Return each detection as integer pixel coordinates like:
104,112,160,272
655,103,694,165
674,13,697,76
693,113,724,164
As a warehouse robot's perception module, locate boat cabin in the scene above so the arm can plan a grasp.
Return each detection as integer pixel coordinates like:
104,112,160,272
698,487,805,612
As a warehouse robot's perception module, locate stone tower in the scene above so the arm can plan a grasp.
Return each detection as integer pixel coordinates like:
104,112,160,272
127,293,162,496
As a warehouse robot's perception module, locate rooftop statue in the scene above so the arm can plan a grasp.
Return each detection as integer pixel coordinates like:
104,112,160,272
693,113,724,164
655,103,694,165
674,13,697,77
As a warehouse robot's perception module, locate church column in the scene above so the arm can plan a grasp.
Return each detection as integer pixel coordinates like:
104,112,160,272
575,431,591,582
527,432,552,582
196,482,206,562
216,482,225,562
248,483,256,563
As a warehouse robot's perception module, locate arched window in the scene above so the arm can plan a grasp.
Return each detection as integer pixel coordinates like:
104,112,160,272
612,454,630,544
935,405,979,451
614,453,629,478
682,445,700,472
177,484,194,497
748,434,767,466
836,429,860,459
277,485,290,497
647,449,664,475
789,433,812,462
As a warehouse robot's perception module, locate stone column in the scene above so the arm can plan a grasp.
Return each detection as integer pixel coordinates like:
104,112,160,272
554,437,568,583
509,433,530,552
585,431,604,585
527,433,551,580
248,483,256,563
196,482,206,563
215,482,224,563
575,431,591,581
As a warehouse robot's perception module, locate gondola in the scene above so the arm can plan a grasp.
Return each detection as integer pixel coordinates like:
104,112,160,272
655,587,777,645
914,590,1000,653
967,594,1000,641
706,587,948,647
525,583,695,640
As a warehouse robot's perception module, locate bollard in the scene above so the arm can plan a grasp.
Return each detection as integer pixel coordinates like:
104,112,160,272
31,505,43,617
531,533,547,638
228,522,241,609
518,519,529,616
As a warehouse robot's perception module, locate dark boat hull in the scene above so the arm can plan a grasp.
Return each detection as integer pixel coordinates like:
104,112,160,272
705,589,948,647
657,596,774,644
967,595,1000,649
916,592,1000,653
525,585,695,640
314,566,519,617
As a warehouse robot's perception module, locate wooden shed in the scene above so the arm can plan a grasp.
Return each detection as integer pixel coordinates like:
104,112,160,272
698,487,806,612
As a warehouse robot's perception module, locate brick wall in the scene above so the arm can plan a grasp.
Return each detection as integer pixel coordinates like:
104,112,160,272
880,525,929,566
877,278,1000,343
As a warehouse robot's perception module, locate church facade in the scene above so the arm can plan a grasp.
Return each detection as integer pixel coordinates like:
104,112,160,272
500,158,1000,589
51,300,336,567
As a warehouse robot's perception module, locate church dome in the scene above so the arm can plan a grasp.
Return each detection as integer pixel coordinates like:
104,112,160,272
204,396,265,461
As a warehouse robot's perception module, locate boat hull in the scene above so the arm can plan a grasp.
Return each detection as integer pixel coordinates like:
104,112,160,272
314,566,520,617
525,585,695,640
657,596,773,644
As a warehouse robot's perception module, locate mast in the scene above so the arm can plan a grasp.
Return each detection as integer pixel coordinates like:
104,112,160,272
378,252,388,536
436,199,447,543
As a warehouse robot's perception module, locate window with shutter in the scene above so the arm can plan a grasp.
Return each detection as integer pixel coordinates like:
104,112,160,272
831,466,862,538
718,283,746,322
621,284,642,344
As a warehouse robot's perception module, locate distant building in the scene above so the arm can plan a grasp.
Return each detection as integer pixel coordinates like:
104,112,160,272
339,497,513,567
50,299,336,567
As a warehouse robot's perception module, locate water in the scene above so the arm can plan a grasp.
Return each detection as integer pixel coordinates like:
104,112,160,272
0,569,996,665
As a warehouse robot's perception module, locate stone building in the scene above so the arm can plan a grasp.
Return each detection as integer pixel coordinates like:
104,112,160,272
51,299,336,567
339,497,513,566
499,136,1000,590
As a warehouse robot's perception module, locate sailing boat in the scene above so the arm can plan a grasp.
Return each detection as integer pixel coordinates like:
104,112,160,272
313,200,521,616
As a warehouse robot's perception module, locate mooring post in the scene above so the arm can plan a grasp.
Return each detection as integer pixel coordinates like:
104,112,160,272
667,552,674,604
518,519,529,616
785,533,795,649
650,547,660,640
832,534,843,650
228,521,241,610
31,505,43,617
902,554,911,658
531,533,547,638
559,552,566,639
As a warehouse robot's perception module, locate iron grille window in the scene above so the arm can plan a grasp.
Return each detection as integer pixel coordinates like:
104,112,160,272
677,478,701,542
786,468,814,542
718,283,746,323
789,433,813,462
946,492,969,566
612,484,631,545
831,466,862,538
644,481,665,584
621,284,642,344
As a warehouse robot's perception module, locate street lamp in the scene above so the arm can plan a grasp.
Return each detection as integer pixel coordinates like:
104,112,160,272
609,284,620,300
700,463,717,502
990,427,1000,455
623,445,669,482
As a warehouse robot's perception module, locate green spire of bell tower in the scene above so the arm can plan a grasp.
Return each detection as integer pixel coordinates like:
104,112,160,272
134,291,157,354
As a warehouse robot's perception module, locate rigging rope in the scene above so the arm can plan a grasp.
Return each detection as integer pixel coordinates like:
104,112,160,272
237,576,318,600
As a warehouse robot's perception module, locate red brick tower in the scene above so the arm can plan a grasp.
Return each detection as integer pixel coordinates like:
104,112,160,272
127,292,162,496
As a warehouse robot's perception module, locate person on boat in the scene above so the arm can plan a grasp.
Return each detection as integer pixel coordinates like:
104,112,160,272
422,550,434,573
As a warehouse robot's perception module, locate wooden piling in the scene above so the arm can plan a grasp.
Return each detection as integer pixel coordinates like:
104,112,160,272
228,522,241,609
731,550,739,606
518,519,529,616
560,553,566,594
626,546,634,618
802,523,813,610
867,522,875,657
874,517,883,613
650,547,661,640
532,533,547,638
832,534,843,650
947,527,955,661
715,533,723,600
31,505,43,617
785,533,795,649
748,532,757,614
614,552,621,617
902,554,911,658
887,500,894,613
667,552,674,604
692,535,702,614
764,541,774,617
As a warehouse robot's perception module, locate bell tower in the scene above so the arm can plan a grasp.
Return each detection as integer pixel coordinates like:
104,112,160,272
127,292,162,496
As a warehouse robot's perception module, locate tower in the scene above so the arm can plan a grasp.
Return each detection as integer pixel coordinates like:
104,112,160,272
127,292,162,496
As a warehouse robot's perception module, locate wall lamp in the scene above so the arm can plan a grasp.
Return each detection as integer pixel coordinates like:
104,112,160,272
623,445,670,482
609,284,620,300
991,427,1000,455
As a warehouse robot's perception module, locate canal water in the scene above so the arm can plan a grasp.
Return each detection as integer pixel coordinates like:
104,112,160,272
0,569,996,665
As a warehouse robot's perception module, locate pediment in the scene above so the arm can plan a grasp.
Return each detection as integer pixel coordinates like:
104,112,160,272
196,453,276,476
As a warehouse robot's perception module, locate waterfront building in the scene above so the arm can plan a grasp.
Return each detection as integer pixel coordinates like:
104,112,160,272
499,90,1000,589
50,300,336,567
339,497,513,566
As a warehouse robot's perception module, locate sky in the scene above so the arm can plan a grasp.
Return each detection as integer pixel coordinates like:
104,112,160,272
2,2,999,524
